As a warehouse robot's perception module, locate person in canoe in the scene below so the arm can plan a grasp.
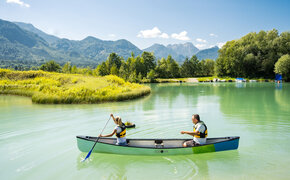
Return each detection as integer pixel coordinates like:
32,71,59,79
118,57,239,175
180,114,208,147
99,114,127,146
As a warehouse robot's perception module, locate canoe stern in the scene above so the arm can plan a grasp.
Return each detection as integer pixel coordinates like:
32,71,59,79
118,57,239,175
213,137,239,152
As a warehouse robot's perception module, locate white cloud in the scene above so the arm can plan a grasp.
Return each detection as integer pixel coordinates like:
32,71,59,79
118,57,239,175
160,33,169,39
217,42,226,48
196,38,207,43
137,27,169,39
209,33,218,37
171,31,190,41
195,44,206,49
108,34,116,38
6,0,30,8
137,28,191,41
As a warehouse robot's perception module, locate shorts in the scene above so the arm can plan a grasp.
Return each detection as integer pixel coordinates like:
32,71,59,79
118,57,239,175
116,141,127,146
184,140,200,147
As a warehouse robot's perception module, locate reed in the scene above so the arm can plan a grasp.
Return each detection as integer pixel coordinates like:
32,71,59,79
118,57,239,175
0,69,151,104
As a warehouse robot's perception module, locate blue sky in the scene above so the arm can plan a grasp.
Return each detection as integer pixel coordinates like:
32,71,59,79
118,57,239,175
1,0,289,49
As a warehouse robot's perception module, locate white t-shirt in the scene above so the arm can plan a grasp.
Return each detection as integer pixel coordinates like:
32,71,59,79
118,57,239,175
193,123,207,145
115,126,126,144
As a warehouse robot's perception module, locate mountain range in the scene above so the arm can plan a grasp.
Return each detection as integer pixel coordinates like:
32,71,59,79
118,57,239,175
0,19,219,68
144,43,219,62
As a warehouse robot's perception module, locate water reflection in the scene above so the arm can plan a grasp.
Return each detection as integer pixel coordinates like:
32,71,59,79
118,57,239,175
275,82,282,90
216,83,290,127
235,82,246,88
77,150,240,179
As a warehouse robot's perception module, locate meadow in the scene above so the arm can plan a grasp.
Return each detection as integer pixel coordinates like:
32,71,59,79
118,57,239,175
0,69,151,104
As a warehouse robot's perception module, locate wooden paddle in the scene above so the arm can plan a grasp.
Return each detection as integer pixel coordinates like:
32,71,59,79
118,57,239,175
82,116,111,162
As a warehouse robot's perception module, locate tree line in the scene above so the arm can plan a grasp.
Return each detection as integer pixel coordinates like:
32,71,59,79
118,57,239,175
38,52,215,82
4,29,290,81
216,29,290,80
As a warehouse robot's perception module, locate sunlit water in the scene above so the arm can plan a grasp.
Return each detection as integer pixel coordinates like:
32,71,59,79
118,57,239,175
0,82,289,180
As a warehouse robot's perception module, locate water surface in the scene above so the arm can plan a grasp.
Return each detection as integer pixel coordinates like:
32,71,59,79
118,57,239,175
0,82,289,179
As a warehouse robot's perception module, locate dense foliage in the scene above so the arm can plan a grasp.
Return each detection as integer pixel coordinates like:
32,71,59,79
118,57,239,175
274,54,290,81
94,52,215,82
0,69,151,104
216,29,290,78
40,60,62,72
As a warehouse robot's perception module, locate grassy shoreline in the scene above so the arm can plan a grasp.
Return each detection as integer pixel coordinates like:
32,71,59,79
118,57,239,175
150,77,274,83
0,69,151,104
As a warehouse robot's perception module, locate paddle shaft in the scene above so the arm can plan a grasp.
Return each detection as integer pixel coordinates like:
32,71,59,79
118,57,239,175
91,116,111,149
83,116,111,161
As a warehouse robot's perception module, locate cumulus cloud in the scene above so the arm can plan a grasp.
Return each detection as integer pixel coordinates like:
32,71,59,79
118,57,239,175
137,27,169,39
160,33,169,39
217,42,226,48
6,0,30,8
195,44,206,49
171,31,190,41
196,38,207,43
137,28,191,41
209,33,218,37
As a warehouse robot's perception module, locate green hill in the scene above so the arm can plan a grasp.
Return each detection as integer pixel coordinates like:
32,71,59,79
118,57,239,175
0,19,142,68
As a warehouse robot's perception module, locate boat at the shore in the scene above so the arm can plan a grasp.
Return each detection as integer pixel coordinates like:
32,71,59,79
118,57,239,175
76,136,239,155
236,78,246,82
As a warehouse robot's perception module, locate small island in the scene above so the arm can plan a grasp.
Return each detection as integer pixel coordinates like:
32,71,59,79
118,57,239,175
0,69,151,104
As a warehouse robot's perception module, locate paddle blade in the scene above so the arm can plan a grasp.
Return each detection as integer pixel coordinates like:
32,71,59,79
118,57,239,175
82,149,92,162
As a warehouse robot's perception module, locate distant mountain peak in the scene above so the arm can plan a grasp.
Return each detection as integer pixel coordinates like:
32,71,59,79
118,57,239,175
14,21,59,44
0,19,142,67
81,36,101,42
143,42,200,62
196,46,219,60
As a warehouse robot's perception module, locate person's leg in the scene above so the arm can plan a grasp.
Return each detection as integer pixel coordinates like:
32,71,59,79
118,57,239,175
183,140,195,147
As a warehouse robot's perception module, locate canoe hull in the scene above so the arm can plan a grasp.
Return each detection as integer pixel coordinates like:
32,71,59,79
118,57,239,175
77,136,239,156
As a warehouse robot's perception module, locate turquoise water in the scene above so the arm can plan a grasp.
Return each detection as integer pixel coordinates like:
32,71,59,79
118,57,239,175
0,82,289,179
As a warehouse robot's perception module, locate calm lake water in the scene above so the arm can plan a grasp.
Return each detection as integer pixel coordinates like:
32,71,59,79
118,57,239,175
0,82,289,180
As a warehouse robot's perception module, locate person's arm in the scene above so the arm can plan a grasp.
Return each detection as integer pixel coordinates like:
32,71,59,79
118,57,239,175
110,114,115,121
99,129,117,137
180,130,199,136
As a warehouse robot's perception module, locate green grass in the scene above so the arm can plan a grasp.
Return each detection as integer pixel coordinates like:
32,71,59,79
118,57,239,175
155,78,182,83
197,77,215,82
0,69,151,104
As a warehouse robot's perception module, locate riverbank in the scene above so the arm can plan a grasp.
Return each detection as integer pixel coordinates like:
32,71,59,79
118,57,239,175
153,77,274,83
0,69,151,104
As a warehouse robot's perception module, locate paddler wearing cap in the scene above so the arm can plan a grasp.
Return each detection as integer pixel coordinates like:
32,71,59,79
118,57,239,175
99,114,127,146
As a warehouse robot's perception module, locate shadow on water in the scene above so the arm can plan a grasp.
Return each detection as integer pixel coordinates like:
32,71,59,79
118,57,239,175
76,150,240,180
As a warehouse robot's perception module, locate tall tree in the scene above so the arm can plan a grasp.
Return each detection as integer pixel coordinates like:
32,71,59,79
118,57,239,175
274,54,290,81
142,51,156,75
107,53,122,70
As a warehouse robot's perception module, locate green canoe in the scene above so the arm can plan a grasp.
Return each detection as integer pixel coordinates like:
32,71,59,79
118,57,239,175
77,136,239,156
